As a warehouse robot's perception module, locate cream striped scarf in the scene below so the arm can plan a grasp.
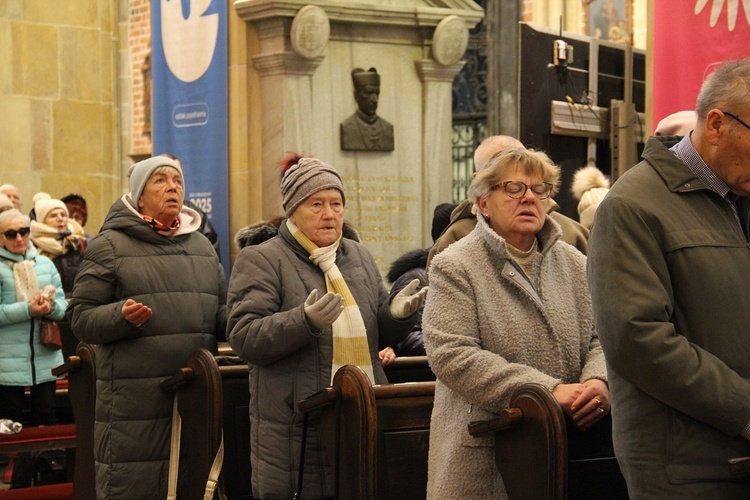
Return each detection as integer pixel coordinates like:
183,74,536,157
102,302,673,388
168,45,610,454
287,219,375,385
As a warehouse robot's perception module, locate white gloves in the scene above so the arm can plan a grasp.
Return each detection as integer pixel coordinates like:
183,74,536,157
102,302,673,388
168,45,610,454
304,289,344,330
389,279,428,319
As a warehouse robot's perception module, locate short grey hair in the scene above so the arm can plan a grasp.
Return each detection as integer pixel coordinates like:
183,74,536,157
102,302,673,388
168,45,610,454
468,148,561,205
473,135,525,172
696,58,750,123
0,209,30,230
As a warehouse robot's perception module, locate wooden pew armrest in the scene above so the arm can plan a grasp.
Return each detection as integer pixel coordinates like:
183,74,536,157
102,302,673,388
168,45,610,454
729,456,750,476
51,356,81,377
160,367,194,391
467,408,524,437
298,387,336,413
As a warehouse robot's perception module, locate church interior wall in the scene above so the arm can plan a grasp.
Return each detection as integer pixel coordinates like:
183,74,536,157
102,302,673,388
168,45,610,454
1,0,650,269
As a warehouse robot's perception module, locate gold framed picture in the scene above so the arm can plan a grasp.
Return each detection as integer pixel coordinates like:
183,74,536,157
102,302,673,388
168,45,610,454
586,0,633,45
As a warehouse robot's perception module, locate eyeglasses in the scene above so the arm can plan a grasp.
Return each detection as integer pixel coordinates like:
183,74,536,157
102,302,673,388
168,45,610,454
492,181,553,200
3,227,30,239
723,111,750,133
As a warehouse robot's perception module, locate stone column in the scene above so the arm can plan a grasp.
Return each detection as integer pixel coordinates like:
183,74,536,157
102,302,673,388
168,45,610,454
247,13,327,216
253,52,325,215
416,14,468,240
415,58,466,238
487,0,522,137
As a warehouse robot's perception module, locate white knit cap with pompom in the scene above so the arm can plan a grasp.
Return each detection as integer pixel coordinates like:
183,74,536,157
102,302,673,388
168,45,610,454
32,192,51,204
571,165,610,229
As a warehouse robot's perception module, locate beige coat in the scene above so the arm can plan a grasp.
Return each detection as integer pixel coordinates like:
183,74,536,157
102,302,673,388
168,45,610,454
424,214,605,499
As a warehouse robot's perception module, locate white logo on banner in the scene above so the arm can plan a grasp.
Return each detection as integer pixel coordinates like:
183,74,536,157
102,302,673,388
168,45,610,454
695,0,750,30
161,0,218,82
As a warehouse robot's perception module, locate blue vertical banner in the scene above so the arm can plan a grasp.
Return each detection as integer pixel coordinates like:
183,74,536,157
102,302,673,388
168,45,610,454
152,0,229,275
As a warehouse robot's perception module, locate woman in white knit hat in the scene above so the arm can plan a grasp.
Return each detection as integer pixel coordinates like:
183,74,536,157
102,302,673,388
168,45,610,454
30,196,87,297
571,165,611,230
227,153,427,499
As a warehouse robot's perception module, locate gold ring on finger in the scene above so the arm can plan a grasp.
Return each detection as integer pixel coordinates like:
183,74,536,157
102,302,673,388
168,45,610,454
594,398,602,406
598,407,605,414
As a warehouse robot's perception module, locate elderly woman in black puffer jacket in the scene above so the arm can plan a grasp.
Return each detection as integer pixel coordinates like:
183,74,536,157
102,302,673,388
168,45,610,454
68,156,226,499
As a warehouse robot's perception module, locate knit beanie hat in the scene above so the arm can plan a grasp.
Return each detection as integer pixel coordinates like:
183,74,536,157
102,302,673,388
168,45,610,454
32,192,51,204
128,156,183,205
431,203,457,242
280,157,345,217
571,165,610,230
35,198,69,224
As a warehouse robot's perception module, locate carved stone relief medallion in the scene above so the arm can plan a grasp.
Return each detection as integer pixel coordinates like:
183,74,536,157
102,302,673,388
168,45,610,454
291,5,330,59
432,15,469,66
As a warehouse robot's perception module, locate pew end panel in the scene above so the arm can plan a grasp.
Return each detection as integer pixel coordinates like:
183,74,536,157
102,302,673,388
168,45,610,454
468,383,568,500
298,366,436,500
298,366,377,499
468,383,628,500
218,363,252,500
160,348,224,500
53,342,97,500
373,382,434,500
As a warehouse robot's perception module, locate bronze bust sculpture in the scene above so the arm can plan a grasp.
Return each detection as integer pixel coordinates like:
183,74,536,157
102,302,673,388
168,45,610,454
340,67,394,152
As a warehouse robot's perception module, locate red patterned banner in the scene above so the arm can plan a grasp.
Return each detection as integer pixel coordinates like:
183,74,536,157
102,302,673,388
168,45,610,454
653,0,750,128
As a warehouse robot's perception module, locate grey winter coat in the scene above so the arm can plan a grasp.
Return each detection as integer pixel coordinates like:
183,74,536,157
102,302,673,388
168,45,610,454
227,219,415,499
587,136,750,498
424,214,606,499
68,196,227,500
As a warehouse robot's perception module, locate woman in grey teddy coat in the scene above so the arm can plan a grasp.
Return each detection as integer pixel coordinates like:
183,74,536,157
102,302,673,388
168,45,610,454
423,148,608,499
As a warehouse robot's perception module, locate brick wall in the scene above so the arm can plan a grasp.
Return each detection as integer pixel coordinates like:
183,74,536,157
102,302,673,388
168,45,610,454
522,0,534,22
129,0,152,156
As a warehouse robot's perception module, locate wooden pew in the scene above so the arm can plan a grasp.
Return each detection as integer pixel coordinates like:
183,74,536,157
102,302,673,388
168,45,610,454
298,365,435,499
160,348,225,500
382,355,435,383
214,349,434,500
53,343,96,500
216,361,252,500
467,383,628,499
0,342,97,500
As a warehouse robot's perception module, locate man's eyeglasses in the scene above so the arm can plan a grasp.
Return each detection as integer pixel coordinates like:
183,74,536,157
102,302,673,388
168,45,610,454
3,227,30,239
723,111,750,133
492,181,553,200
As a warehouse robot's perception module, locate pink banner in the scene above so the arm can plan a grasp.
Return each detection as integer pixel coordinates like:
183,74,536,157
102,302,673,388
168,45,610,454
653,0,750,128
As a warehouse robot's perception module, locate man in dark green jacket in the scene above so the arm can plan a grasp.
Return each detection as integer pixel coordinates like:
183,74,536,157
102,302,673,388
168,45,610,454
587,58,750,498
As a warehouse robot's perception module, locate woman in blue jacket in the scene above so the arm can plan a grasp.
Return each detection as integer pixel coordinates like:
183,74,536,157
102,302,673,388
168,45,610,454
0,209,67,425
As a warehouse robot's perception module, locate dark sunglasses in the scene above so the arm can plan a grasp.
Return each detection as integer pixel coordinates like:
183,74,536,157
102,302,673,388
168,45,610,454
3,227,30,239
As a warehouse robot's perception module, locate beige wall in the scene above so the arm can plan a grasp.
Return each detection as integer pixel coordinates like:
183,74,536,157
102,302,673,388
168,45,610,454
0,0,123,234
1,0,649,266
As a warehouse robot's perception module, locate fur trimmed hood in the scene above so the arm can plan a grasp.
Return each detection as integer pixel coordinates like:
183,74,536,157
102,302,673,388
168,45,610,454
386,247,429,284
234,217,361,249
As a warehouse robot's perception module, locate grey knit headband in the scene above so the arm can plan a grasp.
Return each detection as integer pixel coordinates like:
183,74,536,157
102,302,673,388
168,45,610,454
280,157,345,216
